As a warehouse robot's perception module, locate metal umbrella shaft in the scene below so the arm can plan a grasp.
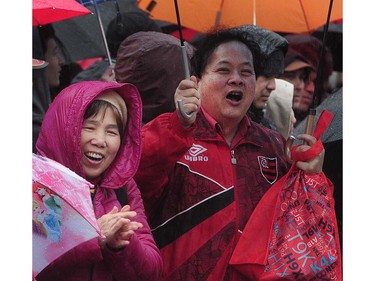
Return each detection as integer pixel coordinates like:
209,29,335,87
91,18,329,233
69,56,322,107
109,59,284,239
92,0,113,66
305,0,335,135
174,0,193,119
285,0,336,161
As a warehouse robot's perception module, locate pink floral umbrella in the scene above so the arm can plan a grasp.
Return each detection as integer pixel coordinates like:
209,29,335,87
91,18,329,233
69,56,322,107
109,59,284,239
32,153,104,277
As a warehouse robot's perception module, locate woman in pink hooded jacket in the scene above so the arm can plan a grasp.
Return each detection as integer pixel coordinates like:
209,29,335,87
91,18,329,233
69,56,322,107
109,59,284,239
35,81,162,281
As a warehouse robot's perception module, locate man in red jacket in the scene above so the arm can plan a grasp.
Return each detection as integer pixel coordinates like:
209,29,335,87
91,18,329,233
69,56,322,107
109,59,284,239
134,27,324,281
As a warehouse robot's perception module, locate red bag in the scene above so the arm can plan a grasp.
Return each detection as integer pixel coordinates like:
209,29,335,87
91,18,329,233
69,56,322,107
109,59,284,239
230,110,342,280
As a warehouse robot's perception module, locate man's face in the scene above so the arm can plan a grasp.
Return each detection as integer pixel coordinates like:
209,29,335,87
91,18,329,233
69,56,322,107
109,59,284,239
253,75,277,109
197,41,256,126
45,38,65,88
278,68,312,113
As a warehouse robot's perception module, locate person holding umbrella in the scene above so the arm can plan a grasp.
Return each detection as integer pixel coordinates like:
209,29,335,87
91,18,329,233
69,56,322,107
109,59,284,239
133,27,325,280
189,25,296,139
35,81,162,281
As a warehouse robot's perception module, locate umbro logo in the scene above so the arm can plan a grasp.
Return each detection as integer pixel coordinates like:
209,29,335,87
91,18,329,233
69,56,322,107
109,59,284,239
189,144,207,156
184,144,208,162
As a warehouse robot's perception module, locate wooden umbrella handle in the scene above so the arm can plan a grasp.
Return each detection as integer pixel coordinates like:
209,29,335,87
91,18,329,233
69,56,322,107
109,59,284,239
304,109,316,136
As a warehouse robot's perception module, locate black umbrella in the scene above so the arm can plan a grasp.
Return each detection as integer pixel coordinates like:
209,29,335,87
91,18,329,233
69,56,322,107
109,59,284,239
313,21,342,72
77,0,116,66
301,0,335,139
52,0,141,63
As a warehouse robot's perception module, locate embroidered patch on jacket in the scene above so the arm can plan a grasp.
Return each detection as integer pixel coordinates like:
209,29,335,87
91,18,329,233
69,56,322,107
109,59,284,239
257,156,278,184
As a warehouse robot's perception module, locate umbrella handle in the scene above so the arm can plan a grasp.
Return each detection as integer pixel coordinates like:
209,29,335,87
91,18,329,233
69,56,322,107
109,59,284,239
177,100,193,119
304,109,316,136
285,135,295,164
284,108,316,163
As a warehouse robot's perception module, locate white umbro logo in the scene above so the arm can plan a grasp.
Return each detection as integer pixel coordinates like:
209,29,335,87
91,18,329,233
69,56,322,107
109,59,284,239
189,144,207,156
184,144,208,162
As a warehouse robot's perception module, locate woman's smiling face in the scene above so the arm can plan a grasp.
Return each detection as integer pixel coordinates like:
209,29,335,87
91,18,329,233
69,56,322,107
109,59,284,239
80,94,126,181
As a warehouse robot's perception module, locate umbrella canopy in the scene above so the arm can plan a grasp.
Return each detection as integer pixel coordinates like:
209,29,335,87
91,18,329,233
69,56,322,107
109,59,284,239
138,0,342,33
313,21,342,72
32,0,92,26
32,153,103,276
75,0,118,66
293,87,342,143
52,0,143,63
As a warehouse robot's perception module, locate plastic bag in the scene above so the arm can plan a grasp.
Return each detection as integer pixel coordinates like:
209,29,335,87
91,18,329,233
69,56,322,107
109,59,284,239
230,110,342,280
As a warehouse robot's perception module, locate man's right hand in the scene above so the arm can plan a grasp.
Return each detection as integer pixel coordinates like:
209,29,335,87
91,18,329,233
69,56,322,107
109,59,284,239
175,76,201,128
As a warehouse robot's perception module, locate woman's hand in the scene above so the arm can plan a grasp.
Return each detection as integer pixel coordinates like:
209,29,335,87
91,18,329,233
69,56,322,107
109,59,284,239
294,134,325,174
98,205,143,250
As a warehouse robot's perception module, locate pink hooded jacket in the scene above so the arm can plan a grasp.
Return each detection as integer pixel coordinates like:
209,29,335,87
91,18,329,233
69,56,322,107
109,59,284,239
35,81,162,281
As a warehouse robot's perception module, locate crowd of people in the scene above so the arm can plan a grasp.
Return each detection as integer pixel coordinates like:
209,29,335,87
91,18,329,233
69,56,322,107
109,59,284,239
32,3,343,281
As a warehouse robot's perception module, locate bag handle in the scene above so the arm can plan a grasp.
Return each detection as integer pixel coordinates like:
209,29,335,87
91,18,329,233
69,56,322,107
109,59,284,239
290,110,334,162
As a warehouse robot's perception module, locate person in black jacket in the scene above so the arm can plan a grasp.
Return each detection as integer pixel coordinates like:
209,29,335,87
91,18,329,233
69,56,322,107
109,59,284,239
32,27,51,153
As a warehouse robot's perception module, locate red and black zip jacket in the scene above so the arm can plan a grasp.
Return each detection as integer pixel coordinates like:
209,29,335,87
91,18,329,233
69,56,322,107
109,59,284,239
135,111,289,281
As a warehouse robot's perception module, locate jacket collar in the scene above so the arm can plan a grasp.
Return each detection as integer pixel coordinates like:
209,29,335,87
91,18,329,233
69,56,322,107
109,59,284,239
194,110,263,148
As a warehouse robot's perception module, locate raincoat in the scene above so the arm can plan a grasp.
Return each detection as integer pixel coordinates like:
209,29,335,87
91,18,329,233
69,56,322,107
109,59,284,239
35,81,162,281
134,110,290,281
115,31,195,125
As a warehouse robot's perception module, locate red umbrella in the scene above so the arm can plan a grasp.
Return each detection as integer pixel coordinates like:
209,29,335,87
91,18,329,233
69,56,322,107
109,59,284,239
32,0,92,26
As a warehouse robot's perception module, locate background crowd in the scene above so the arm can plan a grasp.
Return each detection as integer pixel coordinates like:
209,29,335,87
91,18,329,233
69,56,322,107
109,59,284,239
3,0,358,279
32,0,343,235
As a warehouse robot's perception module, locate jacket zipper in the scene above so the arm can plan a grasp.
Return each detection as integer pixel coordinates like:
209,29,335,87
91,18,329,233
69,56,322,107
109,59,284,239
231,150,237,164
